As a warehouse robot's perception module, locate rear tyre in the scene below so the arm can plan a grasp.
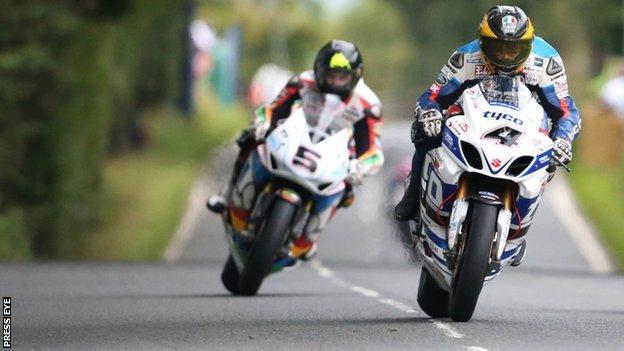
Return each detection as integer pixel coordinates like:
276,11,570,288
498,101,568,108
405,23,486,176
417,267,450,318
221,255,241,294
448,202,497,322
238,198,296,296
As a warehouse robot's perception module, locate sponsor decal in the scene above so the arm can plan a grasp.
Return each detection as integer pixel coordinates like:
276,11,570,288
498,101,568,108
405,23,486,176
546,57,563,75
466,57,483,64
482,126,523,147
443,130,453,147
429,83,441,94
458,122,469,132
483,111,524,125
554,80,569,96
449,52,464,69
501,15,518,34
445,64,457,74
435,72,448,85
491,158,502,168
474,64,489,76
538,154,550,164
478,191,500,201
534,57,544,67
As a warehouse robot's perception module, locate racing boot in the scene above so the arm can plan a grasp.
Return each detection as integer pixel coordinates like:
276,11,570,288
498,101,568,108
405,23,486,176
393,174,421,222
206,184,230,214
510,240,527,267
338,184,355,208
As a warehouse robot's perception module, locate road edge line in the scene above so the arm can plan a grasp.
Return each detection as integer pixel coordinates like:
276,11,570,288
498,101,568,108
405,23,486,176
163,177,209,263
548,174,615,274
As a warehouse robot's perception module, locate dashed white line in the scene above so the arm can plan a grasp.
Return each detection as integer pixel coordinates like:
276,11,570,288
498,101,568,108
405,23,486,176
350,286,381,298
432,321,465,339
311,260,472,344
464,346,490,351
378,298,419,314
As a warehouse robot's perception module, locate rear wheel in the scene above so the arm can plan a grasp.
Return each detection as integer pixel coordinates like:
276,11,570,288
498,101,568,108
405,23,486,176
448,202,497,322
221,255,240,294
237,198,296,296
417,267,450,318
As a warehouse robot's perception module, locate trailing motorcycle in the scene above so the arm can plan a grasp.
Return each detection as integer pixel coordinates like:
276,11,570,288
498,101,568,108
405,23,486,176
410,76,569,321
219,98,352,296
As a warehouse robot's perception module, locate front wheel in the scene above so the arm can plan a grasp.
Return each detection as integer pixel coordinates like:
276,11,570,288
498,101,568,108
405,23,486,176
221,255,240,294
448,202,497,322
237,198,296,296
417,267,450,318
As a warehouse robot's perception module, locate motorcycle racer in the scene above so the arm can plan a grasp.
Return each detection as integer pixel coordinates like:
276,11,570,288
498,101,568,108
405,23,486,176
394,5,581,265
208,39,384,259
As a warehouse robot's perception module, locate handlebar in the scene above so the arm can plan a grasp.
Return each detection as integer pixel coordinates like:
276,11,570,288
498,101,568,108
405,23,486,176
552,156,571,172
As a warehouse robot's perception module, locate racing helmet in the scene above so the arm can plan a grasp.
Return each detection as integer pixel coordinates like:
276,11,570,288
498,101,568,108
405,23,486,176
478,5,535,74
314,40,363,97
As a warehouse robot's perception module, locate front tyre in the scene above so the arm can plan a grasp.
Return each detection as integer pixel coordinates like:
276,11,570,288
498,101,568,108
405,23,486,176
237,198,296,296
417,267,450,318
448,202,497,322
221,255,240,294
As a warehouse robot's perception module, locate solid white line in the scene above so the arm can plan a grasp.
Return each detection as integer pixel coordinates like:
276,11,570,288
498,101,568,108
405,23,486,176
548,175,615,273
432,321,465,339
163,179,208,263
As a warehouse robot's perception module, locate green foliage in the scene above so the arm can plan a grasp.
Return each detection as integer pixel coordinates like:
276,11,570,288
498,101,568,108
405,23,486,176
85,104,247,261
0,1,189,259
568,163,624,270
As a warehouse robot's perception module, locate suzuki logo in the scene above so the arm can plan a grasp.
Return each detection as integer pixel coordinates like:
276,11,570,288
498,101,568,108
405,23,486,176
491,158,502,168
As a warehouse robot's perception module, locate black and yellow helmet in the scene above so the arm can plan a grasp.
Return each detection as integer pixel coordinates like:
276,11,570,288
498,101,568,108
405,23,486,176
478,6,535,74
313,40,363,97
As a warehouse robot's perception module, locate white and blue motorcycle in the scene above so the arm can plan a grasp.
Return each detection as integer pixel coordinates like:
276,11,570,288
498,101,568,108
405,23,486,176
219,98,352,296
411,76,569,321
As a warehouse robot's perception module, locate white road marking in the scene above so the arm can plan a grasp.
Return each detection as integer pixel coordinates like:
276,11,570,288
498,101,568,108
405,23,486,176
164,179,209,263
378,298,418,313
464,346,491,351
311,260,474,343
432,321,464,339
548,175,615,273
350,286,380,298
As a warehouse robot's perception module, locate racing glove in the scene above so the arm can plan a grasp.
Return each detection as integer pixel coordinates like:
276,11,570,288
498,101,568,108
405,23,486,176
346,159,365,186
553,138,573,164
418,109,444,138
252,120,271,142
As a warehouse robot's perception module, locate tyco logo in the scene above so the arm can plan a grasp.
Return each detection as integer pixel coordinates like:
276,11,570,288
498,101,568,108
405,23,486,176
483,111,523,125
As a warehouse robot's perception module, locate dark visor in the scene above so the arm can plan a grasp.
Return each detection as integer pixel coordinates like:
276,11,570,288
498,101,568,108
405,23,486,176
481,37,532,68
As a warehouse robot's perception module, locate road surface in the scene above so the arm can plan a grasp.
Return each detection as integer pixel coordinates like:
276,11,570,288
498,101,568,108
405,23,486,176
2,122,623,350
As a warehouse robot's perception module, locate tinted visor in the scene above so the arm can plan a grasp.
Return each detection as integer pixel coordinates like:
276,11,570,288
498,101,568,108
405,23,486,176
481,37,532,69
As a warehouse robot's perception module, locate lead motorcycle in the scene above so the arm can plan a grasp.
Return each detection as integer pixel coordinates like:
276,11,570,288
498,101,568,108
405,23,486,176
410,76,569,321
218,97,352,296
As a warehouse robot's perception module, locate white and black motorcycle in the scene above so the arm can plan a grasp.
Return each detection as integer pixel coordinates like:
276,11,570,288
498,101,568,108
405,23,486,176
411,76,568,321
219,98,352,296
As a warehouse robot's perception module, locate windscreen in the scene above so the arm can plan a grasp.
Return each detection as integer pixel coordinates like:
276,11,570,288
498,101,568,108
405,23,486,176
479,76,525,110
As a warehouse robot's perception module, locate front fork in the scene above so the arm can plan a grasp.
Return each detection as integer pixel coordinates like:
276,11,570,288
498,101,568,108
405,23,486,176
444,178,515,271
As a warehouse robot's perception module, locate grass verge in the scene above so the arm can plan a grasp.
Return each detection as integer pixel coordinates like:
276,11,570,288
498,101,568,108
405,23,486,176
568,162,624,270
84,102,247,260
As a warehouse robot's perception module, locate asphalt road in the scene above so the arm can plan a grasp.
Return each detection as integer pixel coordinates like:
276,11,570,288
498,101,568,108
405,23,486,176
2,122,623,350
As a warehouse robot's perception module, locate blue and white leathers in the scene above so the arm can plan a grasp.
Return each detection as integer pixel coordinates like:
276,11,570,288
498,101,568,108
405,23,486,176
418,37,581,142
